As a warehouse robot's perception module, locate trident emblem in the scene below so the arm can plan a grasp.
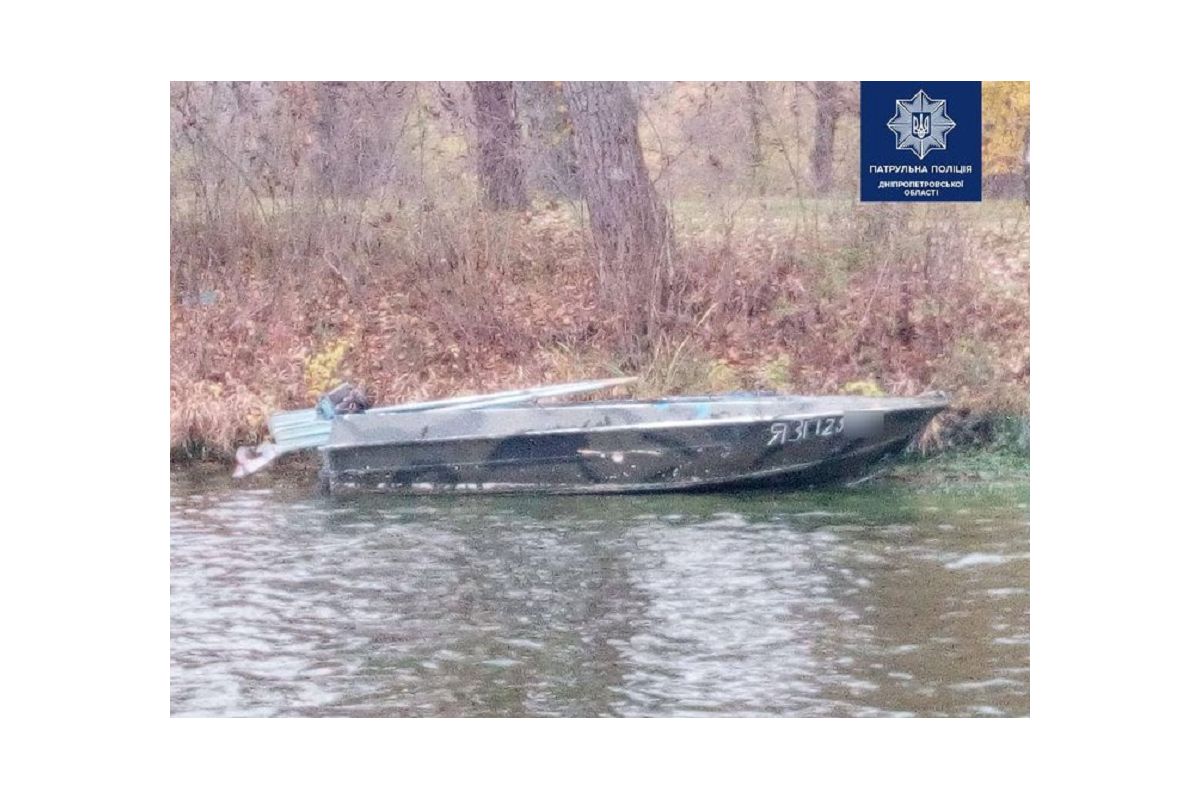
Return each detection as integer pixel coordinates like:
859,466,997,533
912,112,931,139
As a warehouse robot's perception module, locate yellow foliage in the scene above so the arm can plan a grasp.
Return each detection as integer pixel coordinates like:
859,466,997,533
243,404,267,431
983,81,1030,177
304,337,352,399
708,359,740,393
842,379,886,397
758,354,793,392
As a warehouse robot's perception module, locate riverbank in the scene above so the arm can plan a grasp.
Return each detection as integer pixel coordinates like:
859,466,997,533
881,413,1028,490
880,447,1029,492
170,201,1028,459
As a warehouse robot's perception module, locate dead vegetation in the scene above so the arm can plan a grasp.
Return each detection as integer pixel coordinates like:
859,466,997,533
170,201,1028,458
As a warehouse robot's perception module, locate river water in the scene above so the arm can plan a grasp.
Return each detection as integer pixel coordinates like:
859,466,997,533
171,466,1029,717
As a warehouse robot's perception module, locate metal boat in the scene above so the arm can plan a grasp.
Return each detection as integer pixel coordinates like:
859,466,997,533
318,393,948,495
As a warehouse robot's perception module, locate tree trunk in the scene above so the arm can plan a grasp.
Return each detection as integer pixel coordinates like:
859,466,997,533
313,81,346,195
745,82,766,195
810,81,841,196
515,81,580,199
1022,124,1031,205
562,81,672,346
467,81,529,211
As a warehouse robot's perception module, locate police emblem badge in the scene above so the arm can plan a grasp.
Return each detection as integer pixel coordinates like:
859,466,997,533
887,90,956,160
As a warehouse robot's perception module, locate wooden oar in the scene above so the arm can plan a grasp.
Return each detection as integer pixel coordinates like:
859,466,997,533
235,377,636,477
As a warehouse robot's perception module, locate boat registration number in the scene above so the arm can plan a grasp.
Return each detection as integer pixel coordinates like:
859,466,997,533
767,416,844,446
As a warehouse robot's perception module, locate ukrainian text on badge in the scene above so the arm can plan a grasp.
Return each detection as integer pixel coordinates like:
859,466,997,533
860,81,982,202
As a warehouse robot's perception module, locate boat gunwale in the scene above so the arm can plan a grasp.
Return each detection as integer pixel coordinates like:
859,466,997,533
320,399,946,452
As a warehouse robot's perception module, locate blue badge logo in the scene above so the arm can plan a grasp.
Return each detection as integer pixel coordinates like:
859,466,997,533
887,90,956,159
861,81,981,202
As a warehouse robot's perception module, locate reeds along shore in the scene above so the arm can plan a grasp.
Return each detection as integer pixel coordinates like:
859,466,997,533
170,200,1029,460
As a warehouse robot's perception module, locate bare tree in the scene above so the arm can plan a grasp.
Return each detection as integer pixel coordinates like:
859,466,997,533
563,81,672,345
744,82,767,195
312,82,343,193
467,82,529,211
1022,124,1031,205
515,82,579,199
809,81,846,196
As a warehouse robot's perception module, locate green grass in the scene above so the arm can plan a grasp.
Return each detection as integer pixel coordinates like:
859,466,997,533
882,441,1029,493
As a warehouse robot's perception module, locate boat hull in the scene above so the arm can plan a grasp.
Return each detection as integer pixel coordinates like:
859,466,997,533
318,396,946,495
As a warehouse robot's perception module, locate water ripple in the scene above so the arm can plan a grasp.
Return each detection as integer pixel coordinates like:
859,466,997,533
171,470,1029,717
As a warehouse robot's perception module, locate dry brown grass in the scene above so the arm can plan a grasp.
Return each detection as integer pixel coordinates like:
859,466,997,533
170,202,1028,458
